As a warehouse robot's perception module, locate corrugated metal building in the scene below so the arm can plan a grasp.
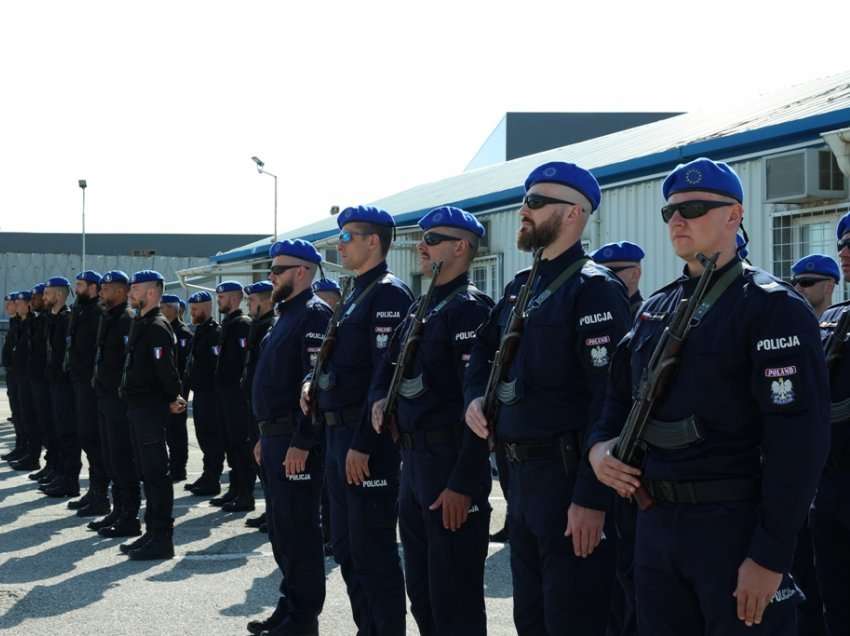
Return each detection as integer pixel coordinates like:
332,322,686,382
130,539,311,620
181,71,850,300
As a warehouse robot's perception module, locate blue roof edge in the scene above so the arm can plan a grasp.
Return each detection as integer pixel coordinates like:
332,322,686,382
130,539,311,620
211,107,850,264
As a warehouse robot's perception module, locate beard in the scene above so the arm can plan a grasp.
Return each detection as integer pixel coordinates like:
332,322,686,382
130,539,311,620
272,283,293,304
517,210,562,252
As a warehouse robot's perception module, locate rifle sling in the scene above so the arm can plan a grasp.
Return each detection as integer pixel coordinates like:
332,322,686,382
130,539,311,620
525,257,590,314
689,261,744,325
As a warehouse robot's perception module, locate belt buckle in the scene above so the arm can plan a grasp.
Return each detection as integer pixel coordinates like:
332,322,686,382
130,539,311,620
504,443,520,463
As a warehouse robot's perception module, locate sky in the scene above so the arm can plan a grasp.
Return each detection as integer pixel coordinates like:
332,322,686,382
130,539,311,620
1,0,848,239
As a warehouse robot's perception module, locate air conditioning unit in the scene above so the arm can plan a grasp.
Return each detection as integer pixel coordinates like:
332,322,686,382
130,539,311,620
764,148,847,203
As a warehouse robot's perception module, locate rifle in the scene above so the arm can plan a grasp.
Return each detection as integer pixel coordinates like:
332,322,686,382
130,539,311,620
613,252,719,510
481,248,544,440
382,261,443,442
824,308,850,372
307,276,353,426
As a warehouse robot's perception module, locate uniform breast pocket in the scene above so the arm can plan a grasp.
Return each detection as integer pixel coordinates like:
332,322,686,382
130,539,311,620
522,316,570,390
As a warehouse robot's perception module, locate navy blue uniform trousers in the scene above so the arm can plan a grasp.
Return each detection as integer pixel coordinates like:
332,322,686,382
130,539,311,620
635,501,801,635
325,422,406,636
261,432,325,627
508,456,615,636
127,402,173,531
812,470,850,636
399,440,490,636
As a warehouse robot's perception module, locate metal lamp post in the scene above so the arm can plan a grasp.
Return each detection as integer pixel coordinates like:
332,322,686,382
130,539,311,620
251,156,278,240
78,179,87,270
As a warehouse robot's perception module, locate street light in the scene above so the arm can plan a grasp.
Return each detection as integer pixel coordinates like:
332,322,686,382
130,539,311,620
252,156,278,240
78,179,87,270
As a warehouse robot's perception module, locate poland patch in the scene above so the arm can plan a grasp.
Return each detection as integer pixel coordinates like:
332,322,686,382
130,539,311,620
771,378,795,405
764,365,797,378
590,345,609,368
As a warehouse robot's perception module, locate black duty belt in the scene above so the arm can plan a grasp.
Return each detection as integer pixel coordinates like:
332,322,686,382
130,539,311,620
830,397,850,425
323,407,362,428
399,428,457,450
257,415,295,436
502,431,581,465
645,477,760,505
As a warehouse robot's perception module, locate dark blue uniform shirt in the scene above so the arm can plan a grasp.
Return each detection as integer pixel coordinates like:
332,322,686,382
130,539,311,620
589,259,831,573
252,288,330,449
315,261,413,455
465,241,632,510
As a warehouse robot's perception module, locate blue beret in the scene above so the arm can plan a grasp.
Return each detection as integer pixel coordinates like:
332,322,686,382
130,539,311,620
736,234,749,260
178,299,186,311
76,270,102,285
188,291,212,304
836,211,850,239
419,206,485,237
161,294,181,305
15,291,32,301
791,254,840,282
246,281,274,295
215,280,243,294
101,270,130,285
32,283,47,295
662,157,743,203
4,293,11,301
591,241,645,263
524,161,602,213
46,276,71,288
130,270,164,284
269,239,322,264
337,205,395,229
312,278,341,294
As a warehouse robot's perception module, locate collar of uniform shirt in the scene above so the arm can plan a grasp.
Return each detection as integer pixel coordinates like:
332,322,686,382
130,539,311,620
430,271,469,306
277,287,313,314
354,260,389,288
537,240,586,278
678,255,742,294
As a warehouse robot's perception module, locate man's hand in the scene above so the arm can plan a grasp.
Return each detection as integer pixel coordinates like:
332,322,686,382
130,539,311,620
465,397,489,439
169,397,187,414
733,558,782,627
565,504,605,558
283,446,309,477
372,397,388,434
429,488,472,531
589,438,642,498
299,381,311,416
253,441,262,466
345,449,370,486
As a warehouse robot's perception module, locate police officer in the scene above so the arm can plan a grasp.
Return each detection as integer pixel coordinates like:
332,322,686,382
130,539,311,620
588,157,830,635
792,254,839,319
370,206,494,636
26,283,56,483
184,291,225,497
464,162,630,635
118,269,184,560
41,277,80,498
2,293,24,461
10,291,38,471
591,241,646,318
66,270,110,516
88,270,142,539
213,280,255,511
248,240,331,636
161,293,192,482
312,278,342,309
300,205,413,636
591,240,646,636
243,281,276,532
812,218,850,636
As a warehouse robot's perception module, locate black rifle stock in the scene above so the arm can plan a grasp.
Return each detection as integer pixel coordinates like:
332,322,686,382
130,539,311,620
481,248,544,441
612,252,719,510
308,276,353,427
382,261,443,442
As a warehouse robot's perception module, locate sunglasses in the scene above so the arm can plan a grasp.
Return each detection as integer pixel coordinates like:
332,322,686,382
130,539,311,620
338,230,374,244
423,231,463,246
661,200,734,223
791,277,829,288
837,238,850,252
523,193,578,210
269,264,305,276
